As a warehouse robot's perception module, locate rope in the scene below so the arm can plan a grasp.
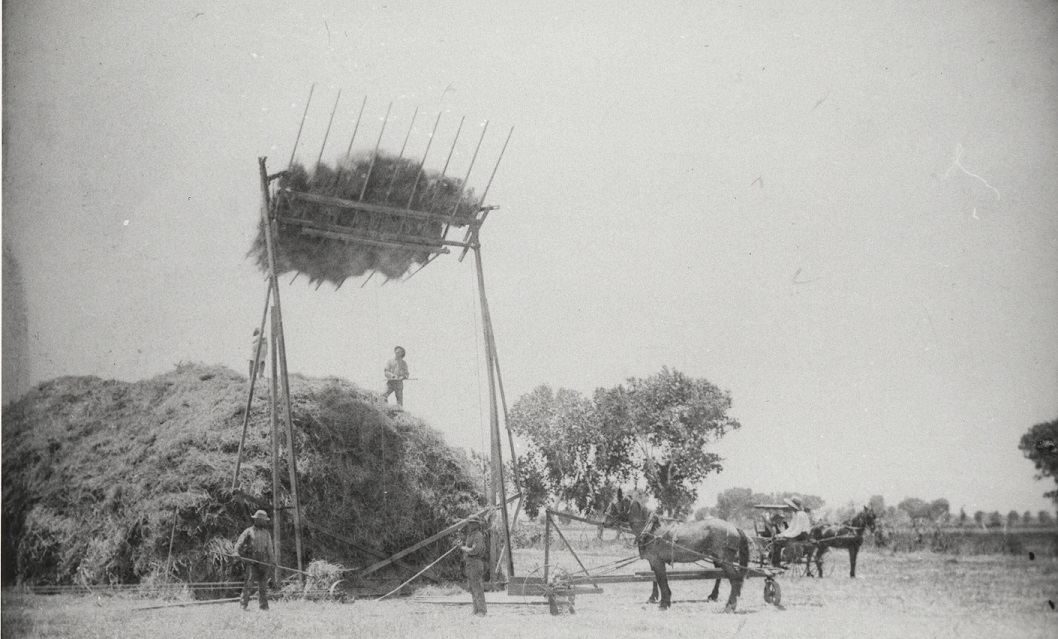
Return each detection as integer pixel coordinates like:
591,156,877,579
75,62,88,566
376,545,460,601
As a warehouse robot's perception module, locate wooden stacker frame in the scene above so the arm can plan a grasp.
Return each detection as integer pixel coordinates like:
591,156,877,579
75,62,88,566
229,90,520,590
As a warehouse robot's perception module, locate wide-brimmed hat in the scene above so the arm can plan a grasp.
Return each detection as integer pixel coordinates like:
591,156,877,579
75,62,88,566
465,514,485,526
252,509,270,522
784,496,804,510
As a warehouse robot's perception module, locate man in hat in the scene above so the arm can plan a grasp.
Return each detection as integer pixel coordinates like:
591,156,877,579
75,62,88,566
777,496,812,540
382,346,410,406
236,510,274,610
249,328,267,379
460,514,487,616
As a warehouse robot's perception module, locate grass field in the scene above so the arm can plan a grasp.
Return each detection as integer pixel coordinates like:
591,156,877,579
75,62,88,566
4,545,1056,638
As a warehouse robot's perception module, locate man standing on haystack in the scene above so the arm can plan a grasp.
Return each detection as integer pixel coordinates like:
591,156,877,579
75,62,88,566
382,346,409,406
236,510,274,611
249,328,267,379
461,515,488,616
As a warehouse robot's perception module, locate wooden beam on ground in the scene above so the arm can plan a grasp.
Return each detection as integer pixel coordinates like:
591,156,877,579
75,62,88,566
282,190,483,229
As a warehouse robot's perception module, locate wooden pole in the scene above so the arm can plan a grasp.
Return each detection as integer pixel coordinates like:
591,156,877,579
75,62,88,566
270,311,282,585
257,157,305,581
164,508,178,584
376,545,460,601
383,105,419,204
232,282,272,490
543,512,551,584
473,245,513,580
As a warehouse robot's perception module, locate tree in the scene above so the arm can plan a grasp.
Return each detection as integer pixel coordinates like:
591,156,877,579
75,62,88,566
1007,510,1020,528
693,506,712,521
897,498,931,522
509,385,629,516
1022,511,1032,526
958,508,968,526
868,495,886,515
509,369,741,519
987,511,1002,528
1018,417,1058,506
973,510,985,526
1039,510,1054,526
624,368,741,517
714,487,757,522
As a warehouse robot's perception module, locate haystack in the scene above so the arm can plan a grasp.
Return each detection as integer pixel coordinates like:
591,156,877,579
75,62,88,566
1,364,483,589
248,154,480,286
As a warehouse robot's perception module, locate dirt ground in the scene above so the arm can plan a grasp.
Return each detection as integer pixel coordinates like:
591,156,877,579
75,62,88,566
3,549,1056,638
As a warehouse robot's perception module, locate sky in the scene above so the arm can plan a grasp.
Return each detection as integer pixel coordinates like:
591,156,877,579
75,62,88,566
3,0,1057,515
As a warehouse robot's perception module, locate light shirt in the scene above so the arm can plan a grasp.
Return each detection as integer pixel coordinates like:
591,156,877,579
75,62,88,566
778,510,812,538
251,335,267,363
385,358,409,380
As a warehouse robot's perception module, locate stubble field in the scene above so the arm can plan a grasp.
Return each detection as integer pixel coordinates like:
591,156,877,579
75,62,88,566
4,541,1057,639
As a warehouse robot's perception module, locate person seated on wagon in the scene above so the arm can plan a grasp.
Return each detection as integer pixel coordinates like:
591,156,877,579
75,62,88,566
776,496,811,541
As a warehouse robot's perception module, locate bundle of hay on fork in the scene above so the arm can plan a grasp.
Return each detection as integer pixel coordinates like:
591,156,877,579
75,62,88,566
249,153,480,287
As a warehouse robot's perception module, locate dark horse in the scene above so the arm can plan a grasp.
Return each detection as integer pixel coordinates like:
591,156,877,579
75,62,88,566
606,490,749,612
804,506,878,577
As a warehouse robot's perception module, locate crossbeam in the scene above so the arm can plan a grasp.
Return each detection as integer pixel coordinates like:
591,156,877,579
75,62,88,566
280,215,473,249
298,227,452,254
282,189,484,228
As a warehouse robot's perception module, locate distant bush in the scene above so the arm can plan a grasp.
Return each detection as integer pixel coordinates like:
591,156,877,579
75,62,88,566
881,526,1057,557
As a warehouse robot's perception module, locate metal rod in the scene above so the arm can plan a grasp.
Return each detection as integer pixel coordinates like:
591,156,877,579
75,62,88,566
406,112,443,209
383,106,419,204
550,515,600,588
359,102,392,201
282,189,485,227
449,120,488,218
425,116,465,212
457,126,513,261
288,84,315,170
315,88,342,171
345,96,368,158
232,282,273,490
132,598,242,612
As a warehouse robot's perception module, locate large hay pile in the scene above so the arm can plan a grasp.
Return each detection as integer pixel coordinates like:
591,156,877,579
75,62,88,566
1,364,483,588
249,154,480,286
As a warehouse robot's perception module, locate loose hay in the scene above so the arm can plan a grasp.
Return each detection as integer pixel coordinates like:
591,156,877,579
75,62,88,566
1,364,484,590
248,154,481,286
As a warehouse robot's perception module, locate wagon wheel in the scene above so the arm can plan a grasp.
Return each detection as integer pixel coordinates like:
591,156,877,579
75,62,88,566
763,578,782,607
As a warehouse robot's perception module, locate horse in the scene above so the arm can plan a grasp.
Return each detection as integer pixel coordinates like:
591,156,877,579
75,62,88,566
605,490,749,612
804,506,878,577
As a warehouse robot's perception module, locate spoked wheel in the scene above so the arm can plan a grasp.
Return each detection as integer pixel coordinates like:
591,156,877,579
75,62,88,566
763,578,782,607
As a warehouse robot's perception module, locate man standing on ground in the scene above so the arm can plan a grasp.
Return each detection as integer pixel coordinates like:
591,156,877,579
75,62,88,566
461,515,487,616
382,346,409,406
236,510,274,611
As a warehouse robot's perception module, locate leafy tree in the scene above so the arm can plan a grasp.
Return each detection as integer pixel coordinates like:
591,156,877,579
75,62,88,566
511,369,740,519
868,495,886,515
1039,510,1054,526
714,487,757,522
693,506,712,521
929,498,950,521
624,368,741,517
958,508,968,526
509,386,628,516
1022,511,1032,526
987,511,1002,528
1018,417,1058,505
898,498,930,522
973,510,984,526
1007,510,1021,527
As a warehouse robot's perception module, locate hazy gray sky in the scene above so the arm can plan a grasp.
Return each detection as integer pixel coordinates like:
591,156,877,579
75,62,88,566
4,0,1057,514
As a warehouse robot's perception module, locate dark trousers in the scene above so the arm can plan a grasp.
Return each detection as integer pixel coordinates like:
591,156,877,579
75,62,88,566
384,380,404,405
241,562,269,609
465,558,487,615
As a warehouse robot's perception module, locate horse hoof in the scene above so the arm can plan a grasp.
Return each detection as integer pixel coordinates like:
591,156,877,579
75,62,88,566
659,604,670,611
723,605,736,613
706,596,718,602
646,597,657,604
